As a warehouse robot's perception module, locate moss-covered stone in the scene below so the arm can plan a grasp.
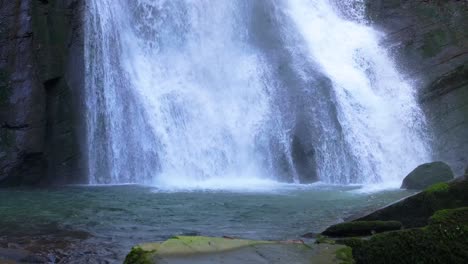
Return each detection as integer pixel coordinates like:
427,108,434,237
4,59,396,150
429,207,468,226
357,178,468,228
341,207,468,264
315,235,336,244
124,236,354,264
401,161,454,190
425,182,450,193
335,246,354,264
322,221,402,237
124,246,154,264
124,236,273,263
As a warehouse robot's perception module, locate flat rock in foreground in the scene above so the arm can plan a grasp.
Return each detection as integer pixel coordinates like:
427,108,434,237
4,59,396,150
124,236,353,264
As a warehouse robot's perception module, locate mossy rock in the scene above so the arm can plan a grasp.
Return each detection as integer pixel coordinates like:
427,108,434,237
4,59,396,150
134,236,272,256
334,246,354,264
124,236,354,264
322,221,402,237
424,182,449,193
315,235,336,244
341,207,468,264
401,161,454,190
357,178,468,228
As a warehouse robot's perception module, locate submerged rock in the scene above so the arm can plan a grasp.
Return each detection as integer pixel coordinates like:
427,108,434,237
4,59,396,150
400,161,454,190
322,221,402,237
124,236,354,264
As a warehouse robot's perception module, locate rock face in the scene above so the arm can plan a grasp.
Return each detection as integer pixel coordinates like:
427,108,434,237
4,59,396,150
400,161,454,190
0,0,85,185
365,0,468,175
357,178,468,228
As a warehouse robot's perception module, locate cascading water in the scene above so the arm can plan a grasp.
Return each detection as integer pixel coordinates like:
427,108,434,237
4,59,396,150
85,0,430,188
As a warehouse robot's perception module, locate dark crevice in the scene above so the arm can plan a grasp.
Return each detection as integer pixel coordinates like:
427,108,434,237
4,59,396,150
44,76,62,96
1,122,30,130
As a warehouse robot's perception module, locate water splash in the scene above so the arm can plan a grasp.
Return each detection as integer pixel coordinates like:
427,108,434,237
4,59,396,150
284,0,430,184
85,0,430,188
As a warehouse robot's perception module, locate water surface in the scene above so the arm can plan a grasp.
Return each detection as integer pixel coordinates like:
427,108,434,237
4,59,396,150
0,184,413,263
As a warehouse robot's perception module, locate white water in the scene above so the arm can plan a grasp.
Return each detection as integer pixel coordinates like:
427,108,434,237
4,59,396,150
285,0,430,184
85,0,430,188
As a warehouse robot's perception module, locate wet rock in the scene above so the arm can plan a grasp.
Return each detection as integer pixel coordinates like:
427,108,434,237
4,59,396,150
365,0,468,175
357,178,468,228
124,236,354,264
322,221,402,237
0,0,85,186
401,161,454,190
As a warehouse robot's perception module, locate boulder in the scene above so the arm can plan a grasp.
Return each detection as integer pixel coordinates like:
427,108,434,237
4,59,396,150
322,221,402,237
124,236,354,264
401,161,454,190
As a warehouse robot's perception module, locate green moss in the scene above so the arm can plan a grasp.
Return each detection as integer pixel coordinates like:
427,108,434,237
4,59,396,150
429,207,468,226
124,246,154,264
315,235,336,244
335,247,354,264
343,208,468,264
322,221,402,237
425,182,449,193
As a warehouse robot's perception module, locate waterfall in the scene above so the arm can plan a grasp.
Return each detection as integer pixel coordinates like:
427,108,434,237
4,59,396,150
85,0,430,188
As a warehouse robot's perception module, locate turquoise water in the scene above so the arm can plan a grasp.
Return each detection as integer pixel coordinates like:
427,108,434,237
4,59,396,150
0,185,414,263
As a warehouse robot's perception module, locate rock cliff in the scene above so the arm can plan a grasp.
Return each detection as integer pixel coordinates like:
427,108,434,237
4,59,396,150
0,0,85,185
366,0,468,175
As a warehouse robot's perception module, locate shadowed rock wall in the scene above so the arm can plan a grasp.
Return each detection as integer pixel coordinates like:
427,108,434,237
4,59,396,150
366,0,468,175
0,0,85,185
